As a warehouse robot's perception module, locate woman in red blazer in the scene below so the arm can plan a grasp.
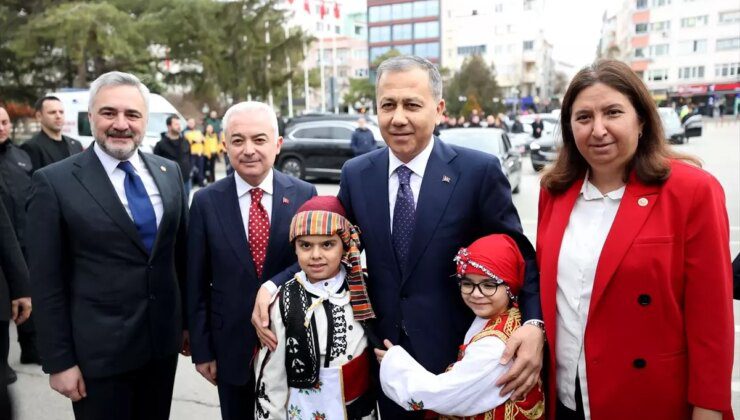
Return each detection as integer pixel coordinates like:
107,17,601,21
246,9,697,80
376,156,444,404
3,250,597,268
537,60,733,419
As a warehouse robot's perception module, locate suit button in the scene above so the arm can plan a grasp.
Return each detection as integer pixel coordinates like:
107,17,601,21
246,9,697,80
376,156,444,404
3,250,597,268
347,355,353,361
348,325,353,331
637,294,651,306
633,358,646,369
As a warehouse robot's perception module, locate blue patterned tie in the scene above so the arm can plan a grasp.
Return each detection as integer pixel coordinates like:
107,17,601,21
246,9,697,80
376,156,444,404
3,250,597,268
392,165,416,268
118,161,157,253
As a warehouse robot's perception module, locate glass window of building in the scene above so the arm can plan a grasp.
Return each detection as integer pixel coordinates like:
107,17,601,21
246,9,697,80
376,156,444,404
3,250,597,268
457,45,487,56
718,10,740,24
392,2,413,19
393,24,413,41
394,44,413,55
680,15,709,27
495,3,504,12
636,0,648,9
369,5,392,22
414,42,440,59
635,23,648,34
714,62,740,77
523,40,534,51
413,0,439,18
678,39,707,54
369,26,391,42
634,47,646,58
414,21,440,39
649,44,669,56
678,66,705,79
650,20,670,31
370,46,391,62
652,0,670,7
716,37,740,51
647,69,669,81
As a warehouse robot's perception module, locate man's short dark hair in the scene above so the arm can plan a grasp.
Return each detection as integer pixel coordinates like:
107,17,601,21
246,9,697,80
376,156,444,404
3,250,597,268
166,114,179,127
34,96,61,112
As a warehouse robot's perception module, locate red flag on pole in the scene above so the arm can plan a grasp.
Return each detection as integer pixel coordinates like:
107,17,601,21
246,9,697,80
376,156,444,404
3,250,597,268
333,1,340,19
304,0,310,13
320,0,327,19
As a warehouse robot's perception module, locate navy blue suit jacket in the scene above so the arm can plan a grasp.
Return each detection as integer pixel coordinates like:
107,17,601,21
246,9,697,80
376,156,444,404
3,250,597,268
338,139,541,375
187,170,316,385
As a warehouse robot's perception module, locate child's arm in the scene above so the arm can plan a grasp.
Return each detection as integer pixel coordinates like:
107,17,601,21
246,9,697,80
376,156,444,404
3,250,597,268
254,295,289,419
379,337,512,416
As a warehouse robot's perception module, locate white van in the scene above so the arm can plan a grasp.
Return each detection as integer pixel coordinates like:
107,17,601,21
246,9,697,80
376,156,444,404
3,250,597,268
51,89,185,153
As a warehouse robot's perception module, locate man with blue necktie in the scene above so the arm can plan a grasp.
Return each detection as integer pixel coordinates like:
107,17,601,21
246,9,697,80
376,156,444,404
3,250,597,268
25,71,188,420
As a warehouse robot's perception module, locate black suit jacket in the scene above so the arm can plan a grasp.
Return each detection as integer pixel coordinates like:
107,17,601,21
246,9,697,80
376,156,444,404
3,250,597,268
0,199,29,321
26,147,187,378
21,130,83,172
187,171,316,385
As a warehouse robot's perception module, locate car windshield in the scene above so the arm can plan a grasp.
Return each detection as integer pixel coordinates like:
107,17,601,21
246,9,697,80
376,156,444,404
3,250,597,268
439,129,502,155
147,113,176,138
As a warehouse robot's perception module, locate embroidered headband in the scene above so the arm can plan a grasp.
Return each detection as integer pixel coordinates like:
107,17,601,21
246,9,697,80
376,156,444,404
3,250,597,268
454,234,525,304
290,196,375,321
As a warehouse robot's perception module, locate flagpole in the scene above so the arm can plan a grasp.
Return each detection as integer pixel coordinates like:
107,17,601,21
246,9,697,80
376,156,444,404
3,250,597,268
285,25,294,118
332,1,338,114
319,32,326,112
266,20,274,108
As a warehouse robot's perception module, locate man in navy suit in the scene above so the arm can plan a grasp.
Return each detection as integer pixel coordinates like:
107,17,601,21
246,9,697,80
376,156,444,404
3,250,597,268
26,71,188,420
338,56,545,417
187,101,316,420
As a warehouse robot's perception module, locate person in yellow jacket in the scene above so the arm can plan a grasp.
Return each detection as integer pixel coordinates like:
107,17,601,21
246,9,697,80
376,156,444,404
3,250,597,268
184,118,206,186
203,123,222,184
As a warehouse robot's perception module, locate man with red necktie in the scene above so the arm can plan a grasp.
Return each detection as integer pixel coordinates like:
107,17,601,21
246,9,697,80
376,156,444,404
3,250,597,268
187,101,316,420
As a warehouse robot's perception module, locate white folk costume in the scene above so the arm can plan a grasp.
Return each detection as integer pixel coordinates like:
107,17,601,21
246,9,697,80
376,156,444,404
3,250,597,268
254,196,376,420
379,234,545,419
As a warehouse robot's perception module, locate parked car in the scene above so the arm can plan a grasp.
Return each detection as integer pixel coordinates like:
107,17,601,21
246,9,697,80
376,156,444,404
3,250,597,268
658,107,686,144
504,113,558,153
51,89,185,153
530,122,562,172
439,128,522,194
277,120,385,180
285,113,377,132
682,113,703,139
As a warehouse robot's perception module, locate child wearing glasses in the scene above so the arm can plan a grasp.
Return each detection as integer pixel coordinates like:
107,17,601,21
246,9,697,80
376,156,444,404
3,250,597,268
375,234,545,419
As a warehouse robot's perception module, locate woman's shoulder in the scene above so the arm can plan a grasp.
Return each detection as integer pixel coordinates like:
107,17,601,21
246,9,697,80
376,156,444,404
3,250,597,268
666,159,722,189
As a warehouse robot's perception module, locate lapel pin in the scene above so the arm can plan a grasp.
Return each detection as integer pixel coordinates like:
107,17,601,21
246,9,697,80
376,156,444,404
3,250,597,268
160,165,167,172
282,197,290,205
638,197,648,207
442,175,451,183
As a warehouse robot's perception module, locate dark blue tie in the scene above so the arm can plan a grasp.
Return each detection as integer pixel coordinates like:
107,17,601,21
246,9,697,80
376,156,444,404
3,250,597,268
392,165,416,268
118,161,157,253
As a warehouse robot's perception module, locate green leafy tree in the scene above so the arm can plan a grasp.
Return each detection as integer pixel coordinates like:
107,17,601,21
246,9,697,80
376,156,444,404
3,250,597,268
343,77,375,109
444,55,501,117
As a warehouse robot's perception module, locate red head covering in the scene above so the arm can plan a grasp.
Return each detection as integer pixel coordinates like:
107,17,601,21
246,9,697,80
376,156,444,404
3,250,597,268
295,196,347,218
454,234,525,298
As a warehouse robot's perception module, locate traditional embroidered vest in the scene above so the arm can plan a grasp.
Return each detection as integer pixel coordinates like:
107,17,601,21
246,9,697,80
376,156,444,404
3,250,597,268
442,307,545,420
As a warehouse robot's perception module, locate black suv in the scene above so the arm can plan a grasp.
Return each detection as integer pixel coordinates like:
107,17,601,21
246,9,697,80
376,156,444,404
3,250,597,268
277,119,385,180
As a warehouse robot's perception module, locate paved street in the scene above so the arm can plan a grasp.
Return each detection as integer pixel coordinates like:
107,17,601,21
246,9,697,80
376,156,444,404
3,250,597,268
7,120,739,418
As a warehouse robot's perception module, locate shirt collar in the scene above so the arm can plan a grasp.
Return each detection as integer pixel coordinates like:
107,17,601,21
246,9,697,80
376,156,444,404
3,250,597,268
235,169,274,198
580,171,626,201
297,265,347,297
388,136,435,179
93,142,145,176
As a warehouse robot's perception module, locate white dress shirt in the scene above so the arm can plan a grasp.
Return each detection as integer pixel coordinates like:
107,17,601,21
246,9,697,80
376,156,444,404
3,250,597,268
388,137,435,231
556,175,625,418
93,143,163,227
234,169,274,242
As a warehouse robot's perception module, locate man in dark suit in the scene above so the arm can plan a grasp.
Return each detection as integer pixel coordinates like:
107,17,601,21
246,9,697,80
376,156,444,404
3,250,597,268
0,198,32,419
20,96,83,171
337,56,544,417
26,71,188,420
188,101,316,420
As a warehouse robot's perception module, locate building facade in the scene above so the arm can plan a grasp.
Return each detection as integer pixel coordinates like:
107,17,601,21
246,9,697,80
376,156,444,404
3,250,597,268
599,0,740,114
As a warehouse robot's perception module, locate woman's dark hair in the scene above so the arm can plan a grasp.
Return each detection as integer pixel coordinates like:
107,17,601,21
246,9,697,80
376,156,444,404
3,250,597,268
541,59,700,193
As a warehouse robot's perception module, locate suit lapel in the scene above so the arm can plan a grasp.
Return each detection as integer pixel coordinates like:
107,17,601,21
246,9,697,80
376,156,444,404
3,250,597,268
360,149,399,273
263,171,295,277
403,140,459,282
588,175,661,315
140,152,174,260
72,148,148,256
540,178,583,338
213,175,255,274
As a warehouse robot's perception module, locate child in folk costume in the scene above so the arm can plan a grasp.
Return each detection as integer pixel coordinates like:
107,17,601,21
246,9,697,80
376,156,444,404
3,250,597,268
376,234,545,419
254,196,377,420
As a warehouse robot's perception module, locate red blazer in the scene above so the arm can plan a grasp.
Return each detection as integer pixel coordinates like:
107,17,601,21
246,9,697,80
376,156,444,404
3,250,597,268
537,161,733,419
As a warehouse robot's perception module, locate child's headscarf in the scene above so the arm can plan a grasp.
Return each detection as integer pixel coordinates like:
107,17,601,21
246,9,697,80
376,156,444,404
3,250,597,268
289,196,375,321
453,234,525,303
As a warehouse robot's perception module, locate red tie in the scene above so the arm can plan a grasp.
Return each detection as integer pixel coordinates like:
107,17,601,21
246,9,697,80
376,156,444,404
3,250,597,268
248,188,270,279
